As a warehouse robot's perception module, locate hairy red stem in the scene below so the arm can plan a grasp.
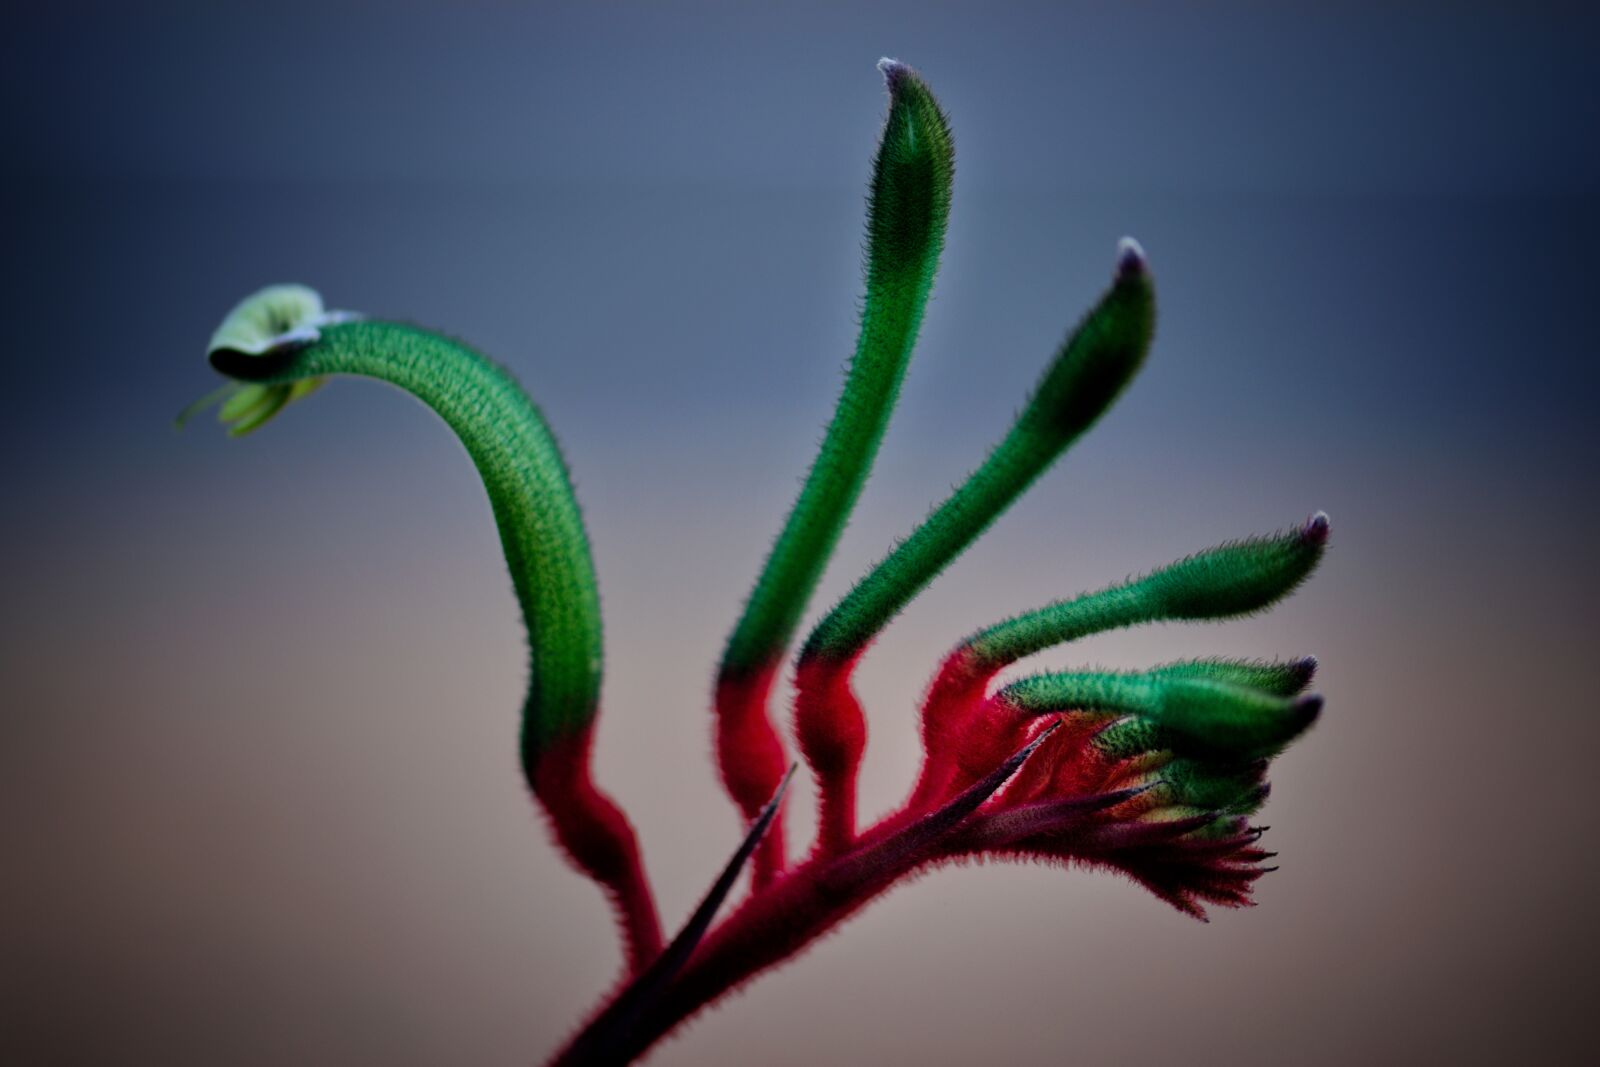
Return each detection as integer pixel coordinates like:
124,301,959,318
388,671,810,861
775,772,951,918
713,664,791,886
530,725,664,975
550,727,1054,1064
907,645,995,809
793,655,867,855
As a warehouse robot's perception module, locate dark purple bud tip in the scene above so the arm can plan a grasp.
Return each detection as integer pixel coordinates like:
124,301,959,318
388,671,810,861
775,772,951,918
1238,783,1271,808
1300,511,1331,547
877,57,912,91
1291,655,1320,686
1116,236,1149,280
1294,694,1324,726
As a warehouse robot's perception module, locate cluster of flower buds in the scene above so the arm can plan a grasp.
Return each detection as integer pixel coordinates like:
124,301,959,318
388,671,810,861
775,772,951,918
923,518,1328,917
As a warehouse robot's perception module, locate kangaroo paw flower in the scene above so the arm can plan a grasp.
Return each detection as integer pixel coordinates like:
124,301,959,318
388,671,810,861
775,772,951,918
189,58,1335,1065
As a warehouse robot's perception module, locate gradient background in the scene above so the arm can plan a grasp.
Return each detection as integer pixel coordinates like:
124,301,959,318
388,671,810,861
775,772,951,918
4,3,1596,1064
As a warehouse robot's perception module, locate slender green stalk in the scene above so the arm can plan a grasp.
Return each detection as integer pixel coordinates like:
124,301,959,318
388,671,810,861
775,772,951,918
800,240,1155,665
719,59,955,679
714,59,954,879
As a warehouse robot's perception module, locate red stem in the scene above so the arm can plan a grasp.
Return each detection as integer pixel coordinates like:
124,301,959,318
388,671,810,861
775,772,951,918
530,724,664,975
712,665,791,887
906,646,995,809
548,804,928,1064
549,726,1055,1064
793,655,867,855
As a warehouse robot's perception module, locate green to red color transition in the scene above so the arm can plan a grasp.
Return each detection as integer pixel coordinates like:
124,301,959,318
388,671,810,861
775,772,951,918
190,58,1330,1066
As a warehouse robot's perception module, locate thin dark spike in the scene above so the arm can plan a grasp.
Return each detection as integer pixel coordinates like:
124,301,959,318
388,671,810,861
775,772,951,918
825,723,1061,891
958,784,1151,849
560,765,797,1066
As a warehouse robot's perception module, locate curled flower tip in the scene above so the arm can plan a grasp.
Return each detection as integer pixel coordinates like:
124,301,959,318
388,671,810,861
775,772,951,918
207,283,361,361
877,56,912,88
1115,236,1148,279
1301,511,1332,546
188,284,361,436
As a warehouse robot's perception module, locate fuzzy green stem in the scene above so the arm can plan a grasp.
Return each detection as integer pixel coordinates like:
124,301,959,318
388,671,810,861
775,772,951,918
1147,656,1318,697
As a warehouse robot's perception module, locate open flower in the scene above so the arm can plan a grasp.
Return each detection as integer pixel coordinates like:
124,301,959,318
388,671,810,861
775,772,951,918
178,284,359,435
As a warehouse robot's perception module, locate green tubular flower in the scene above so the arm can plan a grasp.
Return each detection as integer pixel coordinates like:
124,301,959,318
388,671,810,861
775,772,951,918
1000,667,1321,761
720,57,956,679
964,514,1330,672
198,287,668,972
712,58,956,878
202,293,602,754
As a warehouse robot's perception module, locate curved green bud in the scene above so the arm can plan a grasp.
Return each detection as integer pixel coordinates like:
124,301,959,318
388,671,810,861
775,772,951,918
966,513,1329,670
1092,716,1165,761
1148,656,1317,697
718,59,955,680
801,238,1156,663
206,297,602,761
179,284,358,436
1159,758,1265,813
1149,512,1330,620
1150,679,1321,759
1001,670,1320,759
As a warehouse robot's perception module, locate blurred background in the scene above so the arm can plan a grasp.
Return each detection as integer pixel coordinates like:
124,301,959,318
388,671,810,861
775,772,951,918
3,3,1596,1064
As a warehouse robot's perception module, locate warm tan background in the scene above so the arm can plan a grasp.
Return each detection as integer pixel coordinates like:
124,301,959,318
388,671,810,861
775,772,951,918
4,3,1596,1064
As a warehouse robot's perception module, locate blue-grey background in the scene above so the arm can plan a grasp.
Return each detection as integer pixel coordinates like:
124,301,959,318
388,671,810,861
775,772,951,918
4,3,1596,1064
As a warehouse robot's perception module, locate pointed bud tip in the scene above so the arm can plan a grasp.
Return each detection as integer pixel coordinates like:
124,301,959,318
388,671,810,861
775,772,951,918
1291,655,1320,682
877,57,912,90
1300,511,1331,546
1116,236,1148,280
1286,697,1324,739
